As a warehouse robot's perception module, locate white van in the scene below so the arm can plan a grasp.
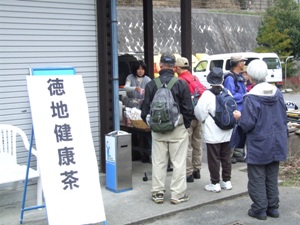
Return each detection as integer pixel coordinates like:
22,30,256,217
192,52,282,88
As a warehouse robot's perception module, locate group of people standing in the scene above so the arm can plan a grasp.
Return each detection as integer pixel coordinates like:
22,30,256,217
123,52,288,220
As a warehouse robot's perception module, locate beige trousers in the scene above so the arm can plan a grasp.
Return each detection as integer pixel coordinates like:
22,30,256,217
186,119,202,176
151,123,188,200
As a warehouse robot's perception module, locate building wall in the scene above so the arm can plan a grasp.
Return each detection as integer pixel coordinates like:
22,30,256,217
117,7,261,56
1,2,262,171
0,0,100,167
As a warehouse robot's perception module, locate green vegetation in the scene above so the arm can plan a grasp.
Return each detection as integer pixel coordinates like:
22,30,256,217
255,17,292,56
279,157,300,187
255,0,300,77
255,0,300,57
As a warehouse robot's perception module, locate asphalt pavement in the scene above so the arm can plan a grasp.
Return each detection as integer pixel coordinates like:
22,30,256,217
282,92,300,107
1,159,300,225
1,91,299,225
141,186,300,225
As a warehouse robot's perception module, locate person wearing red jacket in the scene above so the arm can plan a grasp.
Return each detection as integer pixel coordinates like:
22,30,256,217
175,57,203,183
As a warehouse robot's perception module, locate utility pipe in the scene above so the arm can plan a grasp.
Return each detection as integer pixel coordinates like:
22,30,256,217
111,0,120,130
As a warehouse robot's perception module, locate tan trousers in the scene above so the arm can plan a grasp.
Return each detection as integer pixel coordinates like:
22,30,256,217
151,123,188,200
186,119,202,176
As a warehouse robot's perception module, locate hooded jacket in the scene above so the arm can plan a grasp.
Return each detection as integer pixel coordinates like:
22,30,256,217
238,82,288,165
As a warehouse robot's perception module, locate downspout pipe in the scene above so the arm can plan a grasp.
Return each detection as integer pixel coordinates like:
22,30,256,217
111,0,120,130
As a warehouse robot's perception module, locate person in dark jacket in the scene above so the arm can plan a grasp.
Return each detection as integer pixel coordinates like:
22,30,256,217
233,59,288,221
141,53,194,205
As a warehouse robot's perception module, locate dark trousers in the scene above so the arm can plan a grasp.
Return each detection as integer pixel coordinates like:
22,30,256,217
136,132,152,158
247,162,280,214
206,142,232,184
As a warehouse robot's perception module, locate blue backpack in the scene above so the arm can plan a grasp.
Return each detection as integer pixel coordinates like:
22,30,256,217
209,88,237,130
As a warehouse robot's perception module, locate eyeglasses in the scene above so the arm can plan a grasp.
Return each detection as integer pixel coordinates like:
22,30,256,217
240,61,246,64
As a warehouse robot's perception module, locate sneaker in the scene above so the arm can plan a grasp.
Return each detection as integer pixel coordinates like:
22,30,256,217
220,181,232,190
192,169,201,179
248,209,267,220
152,191,164,204
204,183,221,193
186,174,194,183
170,194,189,204
267,208,279,218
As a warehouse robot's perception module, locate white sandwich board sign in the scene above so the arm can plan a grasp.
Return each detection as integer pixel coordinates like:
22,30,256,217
26,75,106,225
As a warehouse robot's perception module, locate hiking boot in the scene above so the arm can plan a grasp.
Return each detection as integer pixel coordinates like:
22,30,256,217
220,181,232,190
231,157,237,164
204,183,221,193
152,191,164,204
167,167,173,172
142,155,150,163
267,208,279,218
167,163,173,172
186,174,194,183
236,157,246,163
248,209,267,220
170,194,189,204
192,169,201,179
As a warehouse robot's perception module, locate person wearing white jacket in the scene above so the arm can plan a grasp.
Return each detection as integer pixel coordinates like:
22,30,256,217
194,67,233,193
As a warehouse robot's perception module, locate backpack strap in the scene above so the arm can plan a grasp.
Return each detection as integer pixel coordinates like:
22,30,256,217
224,72,239,91
167,77,178,90
154,77,162,89
154,77,178,90
208,89,215,119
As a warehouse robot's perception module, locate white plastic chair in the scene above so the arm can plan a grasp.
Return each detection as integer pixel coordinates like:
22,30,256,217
0,124,42,206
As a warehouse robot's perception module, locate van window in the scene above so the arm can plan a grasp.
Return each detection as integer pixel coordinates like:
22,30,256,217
210,60,223,70
262,57,281,69
225,60,231,70
225,57,259,70
195,60,208,72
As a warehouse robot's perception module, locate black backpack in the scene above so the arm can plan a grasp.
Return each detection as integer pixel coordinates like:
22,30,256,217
209,88,237,130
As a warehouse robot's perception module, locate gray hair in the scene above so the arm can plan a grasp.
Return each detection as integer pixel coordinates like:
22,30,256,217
247,59,268,83
160,62,175,68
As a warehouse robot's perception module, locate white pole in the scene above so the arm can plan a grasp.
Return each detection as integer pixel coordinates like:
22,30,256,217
284,56,294,90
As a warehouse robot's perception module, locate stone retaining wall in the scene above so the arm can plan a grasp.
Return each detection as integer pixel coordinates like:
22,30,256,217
117,7,261,55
